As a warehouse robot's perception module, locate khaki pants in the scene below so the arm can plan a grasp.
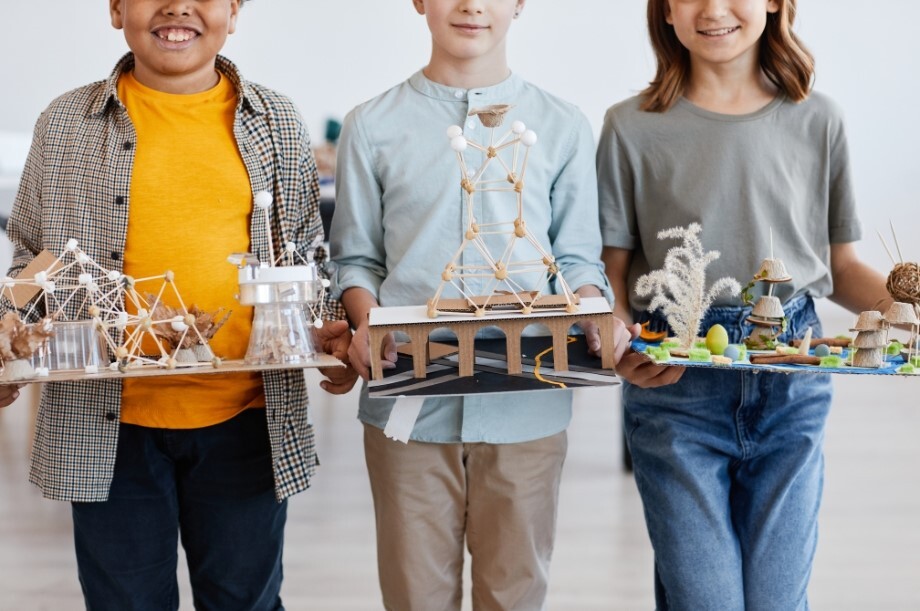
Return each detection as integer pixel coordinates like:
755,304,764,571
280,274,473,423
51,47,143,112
363,423,568,611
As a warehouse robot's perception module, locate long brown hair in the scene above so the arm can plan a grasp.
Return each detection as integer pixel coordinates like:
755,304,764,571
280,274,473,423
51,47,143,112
640,0,814,112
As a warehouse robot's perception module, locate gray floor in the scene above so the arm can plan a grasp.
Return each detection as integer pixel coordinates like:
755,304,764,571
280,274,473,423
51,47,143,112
1,361,919,610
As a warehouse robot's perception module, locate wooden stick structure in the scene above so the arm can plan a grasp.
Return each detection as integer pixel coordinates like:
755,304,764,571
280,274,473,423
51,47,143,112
368,297,615,381
878,229,897,266
890,220,905,264
428,106,578,319
0,240,223,375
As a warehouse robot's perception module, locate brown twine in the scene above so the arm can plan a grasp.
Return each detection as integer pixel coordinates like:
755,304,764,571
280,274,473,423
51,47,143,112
887,262,920,305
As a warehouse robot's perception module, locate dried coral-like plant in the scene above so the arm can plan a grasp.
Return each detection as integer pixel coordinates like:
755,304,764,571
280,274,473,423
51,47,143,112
0,312,55,360
635,223,741,350
147,297,231,350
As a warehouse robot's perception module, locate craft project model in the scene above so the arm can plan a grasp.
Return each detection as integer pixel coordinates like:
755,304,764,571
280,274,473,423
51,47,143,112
368,106,620,385
229,190,331,365
0,191,339,384
367,334,618,399
368,296,617,381
428,104,579,318
634,222,920,377
0,239,226,380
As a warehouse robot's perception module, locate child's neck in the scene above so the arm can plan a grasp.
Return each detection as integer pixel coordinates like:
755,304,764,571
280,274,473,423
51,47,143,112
422,50,511,91
684,65,779,115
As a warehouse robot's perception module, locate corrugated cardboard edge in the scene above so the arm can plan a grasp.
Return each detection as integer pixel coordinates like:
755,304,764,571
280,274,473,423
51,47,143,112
6,250,62,305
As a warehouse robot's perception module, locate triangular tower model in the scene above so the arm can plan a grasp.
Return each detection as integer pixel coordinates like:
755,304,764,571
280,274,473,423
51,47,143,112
427,105,578,318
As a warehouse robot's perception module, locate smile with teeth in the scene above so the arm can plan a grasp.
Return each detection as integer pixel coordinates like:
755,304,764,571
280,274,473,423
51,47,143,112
157,28,197,42
699,26,740,36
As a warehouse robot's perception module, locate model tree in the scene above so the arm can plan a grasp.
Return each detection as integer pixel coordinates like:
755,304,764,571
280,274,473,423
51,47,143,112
635,223,740,351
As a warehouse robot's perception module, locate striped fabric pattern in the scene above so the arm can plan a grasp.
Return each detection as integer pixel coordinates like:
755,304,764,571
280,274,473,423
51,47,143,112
5,53,344,502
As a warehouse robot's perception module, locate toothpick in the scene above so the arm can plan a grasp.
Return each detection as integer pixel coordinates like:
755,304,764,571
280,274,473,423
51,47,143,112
877,230,897,266
890,220,904,263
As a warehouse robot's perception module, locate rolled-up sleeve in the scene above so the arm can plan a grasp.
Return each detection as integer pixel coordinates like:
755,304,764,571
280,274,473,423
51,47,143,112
548,113,611,302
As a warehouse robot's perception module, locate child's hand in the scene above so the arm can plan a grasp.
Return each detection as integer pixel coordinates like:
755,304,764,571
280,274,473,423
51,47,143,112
614,347,685,388
349,321,397,381
0,385,22,408
608,321,684,387
579,319,603,356
314,320,360,394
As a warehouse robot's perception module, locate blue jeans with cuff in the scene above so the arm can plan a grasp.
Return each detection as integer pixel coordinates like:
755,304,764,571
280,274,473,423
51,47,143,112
72,408,286,611
625,294,832,611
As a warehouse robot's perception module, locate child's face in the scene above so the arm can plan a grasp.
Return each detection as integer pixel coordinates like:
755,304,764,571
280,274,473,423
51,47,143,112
110,0,240,94
413,0,524,67
665,0,779,70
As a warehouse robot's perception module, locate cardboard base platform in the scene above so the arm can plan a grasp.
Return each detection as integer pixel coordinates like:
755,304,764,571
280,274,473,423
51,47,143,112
632,339,918,377
0,354,343,385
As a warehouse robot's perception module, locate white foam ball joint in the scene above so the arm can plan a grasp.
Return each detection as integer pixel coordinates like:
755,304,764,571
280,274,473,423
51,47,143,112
65,239,79,251
321,278,331,288
450,135,468,152
446,125,463,139
521,130,538,147
107,270,122,282
285,242,297,253
171,320,189,332
313,319,324,329
78,273,93,285
76,252,91,264
254,190,273,209
33,271,47,284
511,120,526,134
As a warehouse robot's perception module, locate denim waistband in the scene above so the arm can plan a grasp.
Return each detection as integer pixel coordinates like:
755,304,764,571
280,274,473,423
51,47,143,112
636,293,822,345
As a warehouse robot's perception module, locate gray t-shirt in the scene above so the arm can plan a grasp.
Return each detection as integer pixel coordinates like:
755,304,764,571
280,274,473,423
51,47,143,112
597,92,862,312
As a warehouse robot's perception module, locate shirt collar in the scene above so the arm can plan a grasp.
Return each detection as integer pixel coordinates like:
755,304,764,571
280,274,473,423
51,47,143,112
90,52,266,117
408,69,523,103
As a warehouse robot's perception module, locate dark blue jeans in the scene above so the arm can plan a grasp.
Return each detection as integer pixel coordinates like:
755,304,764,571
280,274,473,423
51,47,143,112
72,408,287,611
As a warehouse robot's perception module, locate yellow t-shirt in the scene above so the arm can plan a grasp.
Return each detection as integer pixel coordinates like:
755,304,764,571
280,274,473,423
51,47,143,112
118,70,265,428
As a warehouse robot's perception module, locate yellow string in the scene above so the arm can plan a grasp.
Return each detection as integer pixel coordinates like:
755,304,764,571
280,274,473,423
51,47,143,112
533,336,576,389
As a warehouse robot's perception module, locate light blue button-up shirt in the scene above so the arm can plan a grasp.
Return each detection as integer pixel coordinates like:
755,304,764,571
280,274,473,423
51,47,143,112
331,70,609,443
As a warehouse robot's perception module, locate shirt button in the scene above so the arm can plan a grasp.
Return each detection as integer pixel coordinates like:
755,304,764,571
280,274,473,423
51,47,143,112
115,196,125,206
105,412,116,421
122,141,133,151
110,251,121,261
454,90,465,99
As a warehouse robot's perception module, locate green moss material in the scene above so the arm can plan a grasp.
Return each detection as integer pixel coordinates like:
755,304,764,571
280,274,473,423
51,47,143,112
688,348,712,362
819,355,845,368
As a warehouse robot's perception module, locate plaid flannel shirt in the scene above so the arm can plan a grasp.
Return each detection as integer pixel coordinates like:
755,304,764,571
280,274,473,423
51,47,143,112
5,53,344,502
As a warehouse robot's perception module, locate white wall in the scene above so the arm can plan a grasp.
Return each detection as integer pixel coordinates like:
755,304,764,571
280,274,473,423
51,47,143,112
1,1,917,306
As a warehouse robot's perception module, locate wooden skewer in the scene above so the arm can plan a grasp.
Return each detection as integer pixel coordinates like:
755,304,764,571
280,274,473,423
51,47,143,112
890,220,904,263
877,230,897,266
